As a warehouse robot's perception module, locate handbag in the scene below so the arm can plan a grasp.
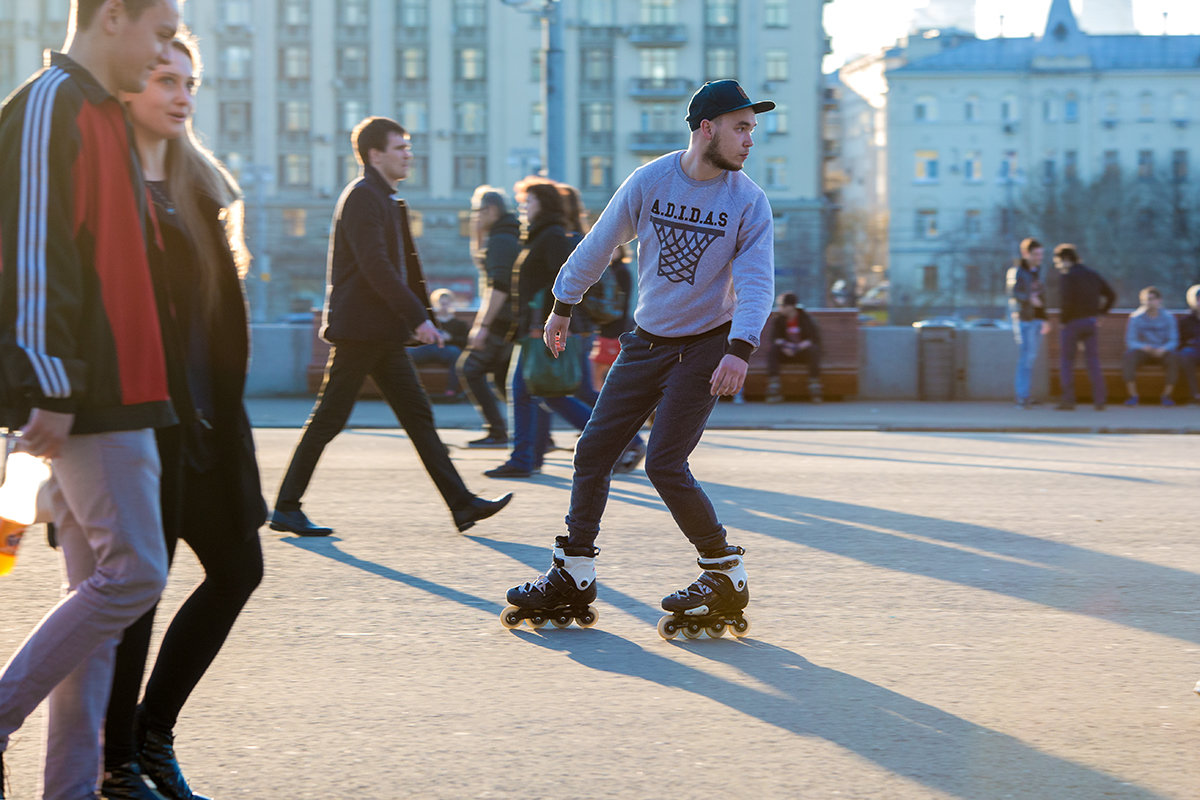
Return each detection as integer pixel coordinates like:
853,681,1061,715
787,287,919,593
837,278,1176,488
520,335,580,397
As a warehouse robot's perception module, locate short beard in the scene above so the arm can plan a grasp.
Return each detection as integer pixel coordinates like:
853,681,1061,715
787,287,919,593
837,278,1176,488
703,131,742,172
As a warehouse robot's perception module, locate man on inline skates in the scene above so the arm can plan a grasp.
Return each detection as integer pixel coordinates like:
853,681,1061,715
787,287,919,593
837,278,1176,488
500,80,775,639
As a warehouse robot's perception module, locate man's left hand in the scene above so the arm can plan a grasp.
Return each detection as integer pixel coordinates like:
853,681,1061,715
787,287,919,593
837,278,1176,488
414,320,445,347
710,354,748,397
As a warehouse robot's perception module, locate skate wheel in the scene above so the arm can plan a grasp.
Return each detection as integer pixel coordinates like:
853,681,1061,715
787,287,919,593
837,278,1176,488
730,616,752,638
657,615,679,640
527,615,548,629
706,623,726,638
551,614,572,629
577,606,599,628
500,606,523,630
682,623,704,639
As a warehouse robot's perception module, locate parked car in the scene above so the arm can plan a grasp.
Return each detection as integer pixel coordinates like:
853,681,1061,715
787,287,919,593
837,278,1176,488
911,316,964,329
964,318,1006,329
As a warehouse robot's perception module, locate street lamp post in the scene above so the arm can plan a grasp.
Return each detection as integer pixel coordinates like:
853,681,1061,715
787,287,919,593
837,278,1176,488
501,0,565,180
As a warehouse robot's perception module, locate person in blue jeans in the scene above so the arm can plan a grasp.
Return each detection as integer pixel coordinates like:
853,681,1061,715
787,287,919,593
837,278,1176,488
1054,244,1116,410
1006,237,1050,408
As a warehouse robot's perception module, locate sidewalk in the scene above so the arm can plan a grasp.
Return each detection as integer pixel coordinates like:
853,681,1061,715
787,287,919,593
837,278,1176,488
246,395,1200,434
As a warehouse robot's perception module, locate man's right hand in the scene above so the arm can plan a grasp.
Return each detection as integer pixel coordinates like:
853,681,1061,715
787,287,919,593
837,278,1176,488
414,320,446,347
543,312,570,357
19,408,74,459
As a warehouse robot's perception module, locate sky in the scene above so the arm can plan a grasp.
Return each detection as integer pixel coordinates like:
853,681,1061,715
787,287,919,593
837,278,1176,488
823,0,1200,72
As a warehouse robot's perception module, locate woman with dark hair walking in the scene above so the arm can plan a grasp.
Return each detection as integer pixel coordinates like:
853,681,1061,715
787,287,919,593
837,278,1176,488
101,35,266,800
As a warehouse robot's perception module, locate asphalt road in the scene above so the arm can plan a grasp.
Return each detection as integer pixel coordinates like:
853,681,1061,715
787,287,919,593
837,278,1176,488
1,428,1197,799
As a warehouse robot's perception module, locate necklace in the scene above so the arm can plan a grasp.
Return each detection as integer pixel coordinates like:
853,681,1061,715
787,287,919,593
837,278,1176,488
146,180,175,215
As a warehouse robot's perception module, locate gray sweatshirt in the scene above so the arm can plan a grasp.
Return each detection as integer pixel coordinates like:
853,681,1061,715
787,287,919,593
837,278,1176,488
552,151,775,351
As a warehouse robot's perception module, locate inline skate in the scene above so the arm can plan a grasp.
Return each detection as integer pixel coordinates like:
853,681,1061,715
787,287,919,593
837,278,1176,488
501,537,600,630
658,546,750,640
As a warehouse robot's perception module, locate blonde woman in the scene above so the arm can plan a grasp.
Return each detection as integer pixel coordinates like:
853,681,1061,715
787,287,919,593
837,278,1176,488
103,36,266,800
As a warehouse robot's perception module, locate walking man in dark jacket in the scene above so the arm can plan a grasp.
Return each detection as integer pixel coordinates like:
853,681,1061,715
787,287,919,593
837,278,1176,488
1054,244,1116,410
460,186,520,447
270,117,511,536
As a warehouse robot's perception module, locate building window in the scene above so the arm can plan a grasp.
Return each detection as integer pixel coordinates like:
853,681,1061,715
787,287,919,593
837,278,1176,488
765,156,787,188
222,0,252,25
281,100,310,133
582,48,610,81
640,0,677,25
764,0,788,27
706,0,737,26
454,0,486,27
999,150,1019,180
1103,149,1119,177
1064,91,1080,122
1173,149,1189,183
964,150,982,182
529,103,544,136
399,48,426,80
1042,158,1056,184
397,0,428,27
282,208,307,238
916,209,938,239
1138,149,1154,179
640,48,677,82
457,101,486,134
340,0,368,26
281,153,311,188
530,48,543,83
765,104,788,135
1170,91,1189,122
964,209,981,238
1101,91,1119,122
221,102,251,135
397,100,427,133
706,48,736,81
340,100,366,133
341,154,360,185
640,103,675,132
1138,91,1154,121
1042,94,1057,122
582,156,613,190
458,48,485,81
454,156,486,190
583,102,613,133
280,0,309,26
1001,94,1019,122
922,265,939,291
280,46,310,80
964,265,982,293
765,50,788,82
964,95,979,122
339,46,367,80
915,150,939,183
1064,150,1078,181
223,152,245,178
406,156,427,189
914,95,937,122
580,0,616,26
221,46,252,80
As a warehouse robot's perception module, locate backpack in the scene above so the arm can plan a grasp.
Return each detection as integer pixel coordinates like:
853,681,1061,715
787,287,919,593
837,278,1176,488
580,268,626,326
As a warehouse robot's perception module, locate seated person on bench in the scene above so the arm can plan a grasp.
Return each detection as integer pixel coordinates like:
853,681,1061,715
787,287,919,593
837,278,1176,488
766,291,822,403
1123,285,1179,406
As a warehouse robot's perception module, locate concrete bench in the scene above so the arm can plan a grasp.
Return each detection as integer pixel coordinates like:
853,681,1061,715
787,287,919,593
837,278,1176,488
1044,309,1191,403
741,309,860,401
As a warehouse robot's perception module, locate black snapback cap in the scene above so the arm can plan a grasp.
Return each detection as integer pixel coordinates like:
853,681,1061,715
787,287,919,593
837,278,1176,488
685,80,776,131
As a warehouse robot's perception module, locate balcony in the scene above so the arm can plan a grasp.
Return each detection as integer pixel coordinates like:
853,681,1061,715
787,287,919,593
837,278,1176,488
629,131,687,153
704,26,738,46
629,77,693,100
581,132,614,151
579,27,620,45
628,24,687,46
452,25,486,43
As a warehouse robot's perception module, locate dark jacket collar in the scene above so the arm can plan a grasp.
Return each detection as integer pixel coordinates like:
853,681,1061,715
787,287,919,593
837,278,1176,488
362,164,399,197
48,51,115,106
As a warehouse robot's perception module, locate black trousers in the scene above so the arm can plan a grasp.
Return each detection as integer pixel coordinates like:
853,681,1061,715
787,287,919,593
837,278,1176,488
106,428,264,768
458,331,513,437
276,339,473,512
767,343,821,379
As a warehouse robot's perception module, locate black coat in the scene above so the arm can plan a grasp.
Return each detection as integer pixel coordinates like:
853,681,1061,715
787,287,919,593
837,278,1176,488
508,219,573,339
322,165,434,343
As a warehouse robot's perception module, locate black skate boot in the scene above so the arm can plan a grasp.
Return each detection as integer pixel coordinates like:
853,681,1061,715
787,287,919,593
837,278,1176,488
501,537,599,630
658,546,750,640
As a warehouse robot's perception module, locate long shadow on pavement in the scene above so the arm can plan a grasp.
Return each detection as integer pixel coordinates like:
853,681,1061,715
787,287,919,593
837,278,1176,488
515,629,1167,800
707,482,1200,645
281,535,505,614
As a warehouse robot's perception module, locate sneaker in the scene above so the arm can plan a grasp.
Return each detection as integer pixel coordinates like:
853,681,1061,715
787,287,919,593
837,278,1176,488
1124,397,1139,407
1162,397,1176,407
467,434,509,448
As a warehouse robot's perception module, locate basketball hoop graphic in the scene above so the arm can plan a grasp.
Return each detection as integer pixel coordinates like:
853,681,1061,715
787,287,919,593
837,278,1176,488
651,217,725,285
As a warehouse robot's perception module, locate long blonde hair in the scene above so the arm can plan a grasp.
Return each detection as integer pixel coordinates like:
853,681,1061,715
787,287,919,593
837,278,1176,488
163,35,251,317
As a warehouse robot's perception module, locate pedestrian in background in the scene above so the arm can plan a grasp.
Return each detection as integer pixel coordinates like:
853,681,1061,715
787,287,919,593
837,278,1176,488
1178,284,1200,404
764,291,822,404
1054,244,1116,410
1006,237,1050,409
461,186,519,447
101,34,267,800
0,0,181,795
411,288,468,402
270,117,511,536
1121,286,1179,406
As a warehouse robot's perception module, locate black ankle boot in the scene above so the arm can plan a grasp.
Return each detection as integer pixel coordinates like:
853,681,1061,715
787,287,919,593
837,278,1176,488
138,728,211,800
100,762,169,800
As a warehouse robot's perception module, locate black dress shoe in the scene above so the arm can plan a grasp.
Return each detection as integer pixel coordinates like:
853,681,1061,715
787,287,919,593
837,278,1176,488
138,728,210,800
268,508,333,536
484,462,534,479
467,434,509,448
452,492,513,532
101,762,169,800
